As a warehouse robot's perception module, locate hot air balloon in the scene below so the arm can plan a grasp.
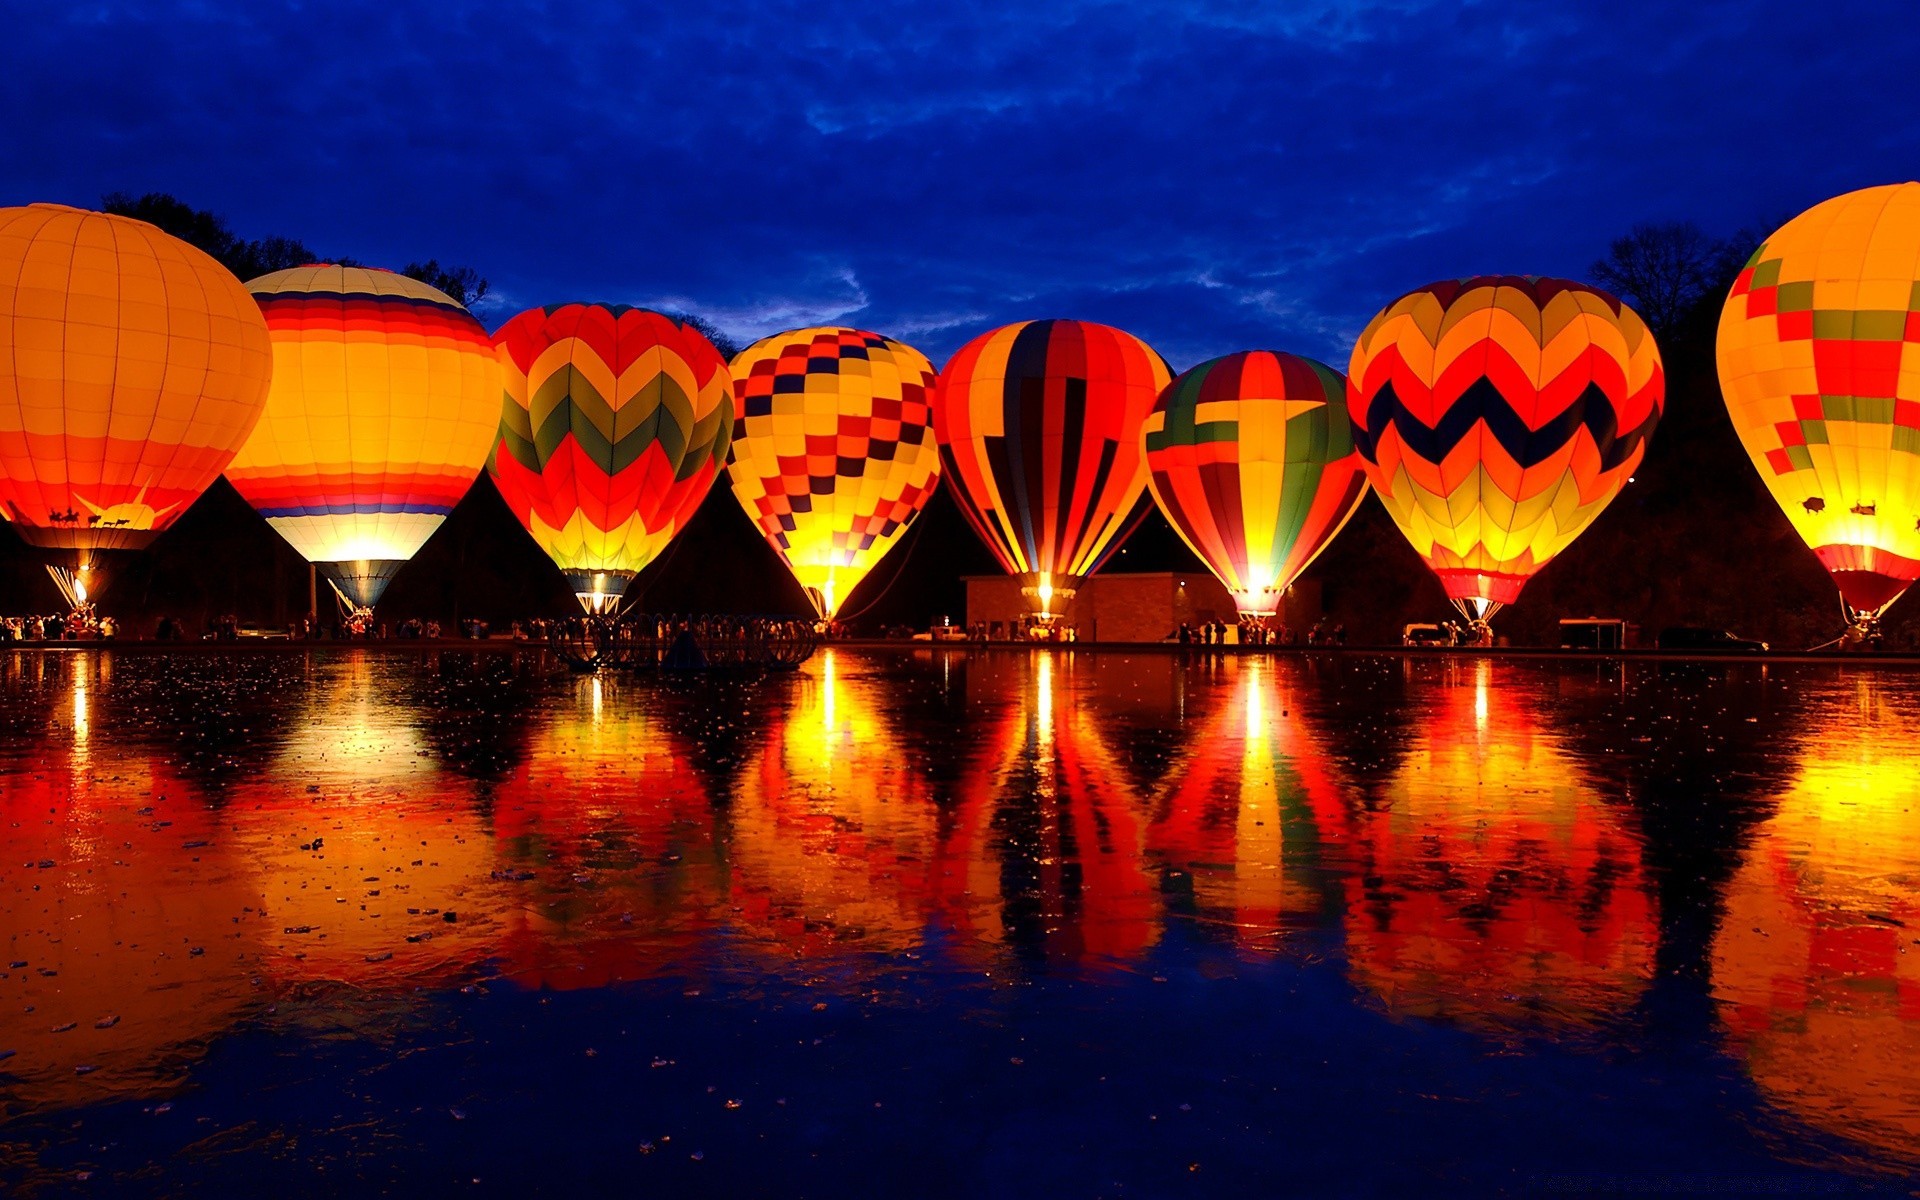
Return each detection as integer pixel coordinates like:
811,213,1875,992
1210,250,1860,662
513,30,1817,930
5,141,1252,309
1717,183,1920,637
933,319,1170,620
489,305,734,613
223,264,500,615
1347,276,1663,628
1142,350,1369,623
726,327,940,619
0,203,272,608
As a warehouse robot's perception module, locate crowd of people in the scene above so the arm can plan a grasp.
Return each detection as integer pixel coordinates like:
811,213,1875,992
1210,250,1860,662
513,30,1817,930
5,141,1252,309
0,603,116,641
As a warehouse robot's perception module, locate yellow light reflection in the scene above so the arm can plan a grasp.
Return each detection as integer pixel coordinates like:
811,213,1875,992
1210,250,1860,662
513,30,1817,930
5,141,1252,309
1712,676,1920,1166
69,653,89,747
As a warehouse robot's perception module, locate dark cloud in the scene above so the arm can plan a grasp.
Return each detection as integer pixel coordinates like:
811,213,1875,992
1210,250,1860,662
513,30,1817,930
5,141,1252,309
4,0,1916,369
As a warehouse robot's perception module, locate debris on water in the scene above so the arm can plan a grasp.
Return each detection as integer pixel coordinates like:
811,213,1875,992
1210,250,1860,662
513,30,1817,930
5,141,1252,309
443,911,458,923
724,1098,741,1109
637,1141,654,1155
365,951,393,963
690,1151,704,1162
182,840,210,849
449,1107,468,1121
52,1022,77,1033
74,1064,97,1075
94,1016,119,1029
153,1103,173,1115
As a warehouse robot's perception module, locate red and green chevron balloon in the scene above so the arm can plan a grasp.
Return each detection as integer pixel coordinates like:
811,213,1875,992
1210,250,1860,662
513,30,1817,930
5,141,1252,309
489,304,735,612
1142,351,1368,620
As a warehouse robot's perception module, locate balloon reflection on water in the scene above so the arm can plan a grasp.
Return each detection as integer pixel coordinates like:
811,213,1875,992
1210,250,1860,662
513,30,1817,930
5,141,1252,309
222,653,501,989
20,645,1920,1173
485,670,728,989
1330,658,1658,1033
1143,656,1344,943
1712,676,1920,1165
727,648,959,959
0,730,258,1108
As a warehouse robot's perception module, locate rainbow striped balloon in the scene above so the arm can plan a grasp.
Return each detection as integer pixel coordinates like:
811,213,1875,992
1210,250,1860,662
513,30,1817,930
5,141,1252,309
225,264,499,608
934,319,1170,613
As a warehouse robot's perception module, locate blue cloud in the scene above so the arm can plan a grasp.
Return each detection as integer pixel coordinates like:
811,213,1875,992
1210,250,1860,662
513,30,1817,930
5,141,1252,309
3,0,1917,372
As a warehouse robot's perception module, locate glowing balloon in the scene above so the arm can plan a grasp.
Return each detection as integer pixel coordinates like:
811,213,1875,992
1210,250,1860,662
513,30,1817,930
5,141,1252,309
933,319,1170,617
1347,276,1663,622
223,264,499,610
1143,350,1368,621
727,328,940,618
0,203,272,598
489,305,734,613
1717,183,1920,625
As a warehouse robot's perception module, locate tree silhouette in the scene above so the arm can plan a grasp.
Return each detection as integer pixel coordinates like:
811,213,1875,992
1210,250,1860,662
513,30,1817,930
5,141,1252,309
1588,221,1725,341
402,259,489,308
102,191,321,280
670,311,741,359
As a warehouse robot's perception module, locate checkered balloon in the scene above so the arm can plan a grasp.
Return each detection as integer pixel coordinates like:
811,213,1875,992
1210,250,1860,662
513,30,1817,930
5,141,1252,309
726,327,940,617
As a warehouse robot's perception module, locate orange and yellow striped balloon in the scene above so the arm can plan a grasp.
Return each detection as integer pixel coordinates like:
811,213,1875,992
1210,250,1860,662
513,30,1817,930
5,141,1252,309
1717,183,1920,621
727,328,940,618
1348,276,1664,620
0,203,272,554
224,264,500,608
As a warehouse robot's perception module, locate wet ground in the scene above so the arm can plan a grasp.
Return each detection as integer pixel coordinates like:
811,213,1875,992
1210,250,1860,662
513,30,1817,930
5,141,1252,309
1,647,1917,1197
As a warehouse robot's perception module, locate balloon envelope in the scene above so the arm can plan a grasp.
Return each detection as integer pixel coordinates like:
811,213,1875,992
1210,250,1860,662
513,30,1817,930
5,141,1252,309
1717,182,1920,619
0,203,271,554
224,264,500,609
727,328,941,618
489,305,734,612
933,319,1170,612
1347,276,1663,619
1143,350,1368,618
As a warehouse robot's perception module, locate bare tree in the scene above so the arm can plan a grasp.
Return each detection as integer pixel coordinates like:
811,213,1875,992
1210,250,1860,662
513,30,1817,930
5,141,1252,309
1589,221,1723,340
103,191,321,282
670,311,741,360
402,260,489,309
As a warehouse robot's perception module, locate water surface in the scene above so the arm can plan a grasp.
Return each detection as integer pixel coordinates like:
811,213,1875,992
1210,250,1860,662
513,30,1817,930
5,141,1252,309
2,648,1917,1196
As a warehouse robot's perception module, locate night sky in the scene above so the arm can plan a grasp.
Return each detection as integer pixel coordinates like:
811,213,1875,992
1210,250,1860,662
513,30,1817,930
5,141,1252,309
9,2,1920,367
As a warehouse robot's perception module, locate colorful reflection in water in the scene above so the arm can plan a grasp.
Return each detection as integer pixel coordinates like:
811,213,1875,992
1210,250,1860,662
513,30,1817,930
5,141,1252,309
1713,674,1920,1167
1333,658,1658,1033
2,648,1918,1192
